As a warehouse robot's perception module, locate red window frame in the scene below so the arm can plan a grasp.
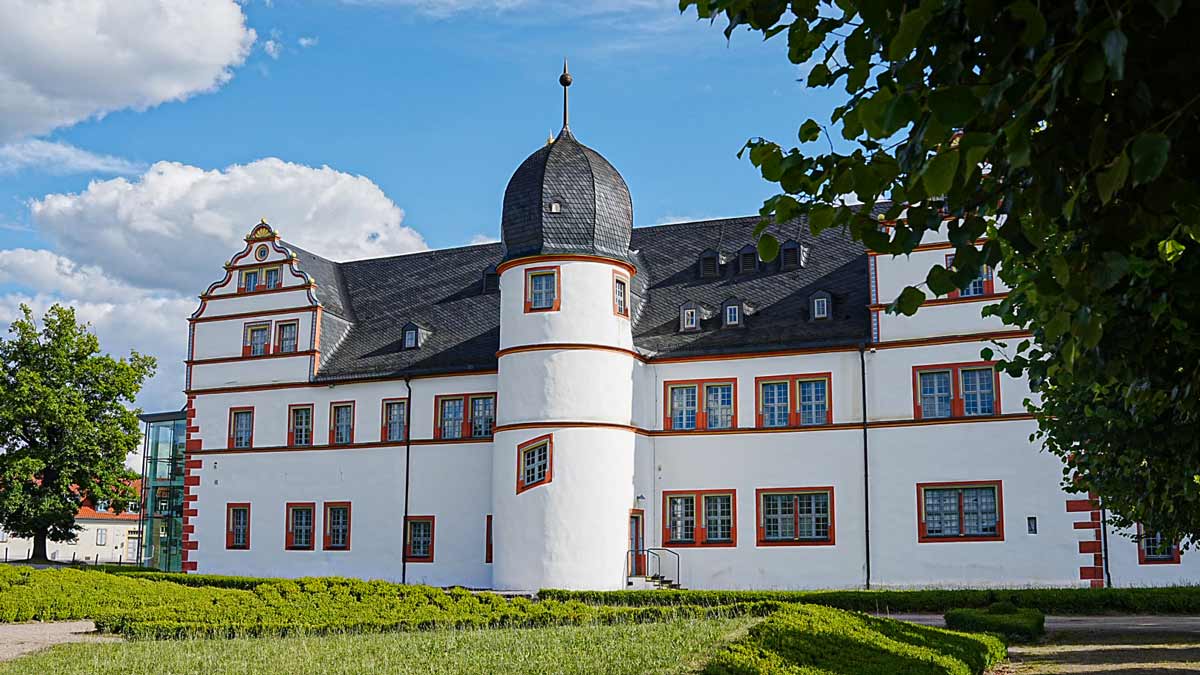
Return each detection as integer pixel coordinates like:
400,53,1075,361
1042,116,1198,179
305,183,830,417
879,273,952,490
754,487,836,547
274,319,300,354
916,480,1005,543
328,401,355,445
485,514,493,563
662,379,739,431
945,253,995,299
753,373,834,428
405,515,435,562
322,501,352,551
516,434,554,494
523,265,561,313
227,406,254,450
238,265,282,293
287,403,314,446
433,392,496,440
661,489,738,548
285,501,316,550
242,321,273,357
380,397,408,442
1136,523,1182,565
225,502,251,550
613,270,630,318
912,362,1001,419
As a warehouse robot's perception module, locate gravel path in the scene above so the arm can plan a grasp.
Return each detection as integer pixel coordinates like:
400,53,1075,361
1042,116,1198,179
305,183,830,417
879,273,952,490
0,622,120,662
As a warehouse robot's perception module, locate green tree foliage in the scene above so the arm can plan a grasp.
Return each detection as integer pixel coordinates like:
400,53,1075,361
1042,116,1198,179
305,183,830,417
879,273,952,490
0,305,155,560
680,1,1199,542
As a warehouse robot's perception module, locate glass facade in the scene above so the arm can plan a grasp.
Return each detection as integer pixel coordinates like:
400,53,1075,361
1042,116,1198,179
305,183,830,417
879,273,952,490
138,410,187,572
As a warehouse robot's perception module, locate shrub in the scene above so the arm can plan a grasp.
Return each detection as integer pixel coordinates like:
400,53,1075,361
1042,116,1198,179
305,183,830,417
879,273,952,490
537,586,1200,615
702,604,1006,675
944,606,1045,642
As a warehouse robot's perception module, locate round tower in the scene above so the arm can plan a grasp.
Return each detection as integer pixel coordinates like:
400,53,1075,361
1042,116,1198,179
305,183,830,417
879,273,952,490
491,65,638,590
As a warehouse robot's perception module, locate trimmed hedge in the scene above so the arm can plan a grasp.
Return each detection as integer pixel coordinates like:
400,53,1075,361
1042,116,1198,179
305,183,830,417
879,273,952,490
703,604,1006,675
944,605,1046,642
538,586,1200,615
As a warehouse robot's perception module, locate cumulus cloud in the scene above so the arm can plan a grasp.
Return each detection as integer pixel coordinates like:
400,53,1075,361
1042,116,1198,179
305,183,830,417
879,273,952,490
29,157,427,294
298,36,319,48
0,0,256,143
0,139,145,176
264,39,282,59
468,233,500,245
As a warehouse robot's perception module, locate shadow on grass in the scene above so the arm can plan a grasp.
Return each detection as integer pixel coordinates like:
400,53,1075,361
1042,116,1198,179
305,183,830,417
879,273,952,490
1009,632,1200,674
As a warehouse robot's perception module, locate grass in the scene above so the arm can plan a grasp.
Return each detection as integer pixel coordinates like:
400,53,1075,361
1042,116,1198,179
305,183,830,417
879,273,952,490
1004,630,1200,674
0,619,754,675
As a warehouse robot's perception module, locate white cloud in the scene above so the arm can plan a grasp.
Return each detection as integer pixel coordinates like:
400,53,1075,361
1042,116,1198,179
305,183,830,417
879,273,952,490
29,157,427,294
0,139,145,176
264,39,282,60
468,233,499,245
298,36,319,48
0,0,256,143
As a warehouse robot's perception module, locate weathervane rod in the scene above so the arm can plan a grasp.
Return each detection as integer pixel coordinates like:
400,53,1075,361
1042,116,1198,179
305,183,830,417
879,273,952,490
560,59,572,130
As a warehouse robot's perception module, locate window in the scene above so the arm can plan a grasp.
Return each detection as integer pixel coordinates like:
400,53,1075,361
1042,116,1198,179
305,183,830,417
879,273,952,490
812,296,829,319
485,515,493,563
240,266,281,293
482,269,500,294
323,502,351,551
126,501,140,513
276,321,298,354
798,379,828,426
663,379,737,431
96,528,107,546
913,363,1000,419
226,503,250,550
438,397,464,439
946,254,995,298
405,516,435,562
524,266,560,312
288,405,313,446
613,273,630,317
285,502,316,550
662,490,737,547
756,374,833,428
917,481,1004,542
725,304,740,326
242,269,259,292
96,500,110,513
265,267,280,289
229,408,254,449
549,200,562,213
699,253,720,278
330,402,354,445
682,308,699,330
243,322,271,357
780,242,801,270
759,381,790,428
516,435,553,493
470,395,495,437
382,399,407,442
1138,525,1181,564
738,247,758,274
403,328,418,349
0,530,7,543
756,488,834,545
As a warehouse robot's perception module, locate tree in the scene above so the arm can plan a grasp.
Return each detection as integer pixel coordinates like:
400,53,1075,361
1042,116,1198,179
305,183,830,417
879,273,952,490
0,305,156,560
681,1,1200,541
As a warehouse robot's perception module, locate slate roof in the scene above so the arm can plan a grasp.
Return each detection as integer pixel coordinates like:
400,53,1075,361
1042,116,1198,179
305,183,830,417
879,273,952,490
501,129,633,263
299,214,876,382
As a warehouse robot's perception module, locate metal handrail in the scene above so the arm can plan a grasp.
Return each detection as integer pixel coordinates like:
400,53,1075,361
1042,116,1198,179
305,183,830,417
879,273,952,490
624,547,681,587
645,547,680,586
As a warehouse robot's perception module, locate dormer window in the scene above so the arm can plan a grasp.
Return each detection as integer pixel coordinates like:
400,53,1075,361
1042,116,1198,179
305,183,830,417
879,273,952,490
549,200,562,214
726,305,739,325
780,241,802,270
482,266,499,294
683,309,698,329
810,291,832,320
738,245,758,274
698,250,720,278
400,322,424,350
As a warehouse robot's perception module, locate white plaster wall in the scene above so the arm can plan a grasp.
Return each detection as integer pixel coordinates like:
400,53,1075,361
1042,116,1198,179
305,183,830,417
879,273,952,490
499,259,635,350
868,419,1080,587
497,349,635,425
1106,527,1200,587
192,311,315,360
199,286,315,316
650,428,866,589
1,521,139,564
877,303,1010,342
875,248,1010,305
490,426,635,591
191,355,314,390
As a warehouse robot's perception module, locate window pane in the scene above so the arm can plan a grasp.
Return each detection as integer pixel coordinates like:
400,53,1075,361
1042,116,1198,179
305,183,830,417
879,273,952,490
244,271,258,291
813,297,828,318
530,272,556,309
249,327,269,356
440,399,464,439
670,386,697,430
265,268,279,289
961,368,995,416
522,442,549,487
704,494,732,542
614,279,627,314
923,488,961,537
408,521,432,558
762,494,795,540
799,380,828,426
1143,531,1174,560
471,397,495,437
797,493,830,540
231,508,248,547
386,402,406,442
334,405,353,444
919,371,953,418
292,408,312,446
292,508,313,548
279,323,297,353
726,305,738,324
667,496,695,543
962,487,998,536
328,507,349,548
233,411,253,448
761,382,790,427
705,384,733,429
404,330,417,349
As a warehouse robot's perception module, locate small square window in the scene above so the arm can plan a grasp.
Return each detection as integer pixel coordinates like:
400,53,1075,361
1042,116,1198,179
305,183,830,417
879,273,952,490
526,269,559,312
1026,516,1038,535
517,435,553,493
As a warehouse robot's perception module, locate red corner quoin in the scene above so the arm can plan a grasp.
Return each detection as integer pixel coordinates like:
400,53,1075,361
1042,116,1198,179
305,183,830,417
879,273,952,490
1066,495,1104,587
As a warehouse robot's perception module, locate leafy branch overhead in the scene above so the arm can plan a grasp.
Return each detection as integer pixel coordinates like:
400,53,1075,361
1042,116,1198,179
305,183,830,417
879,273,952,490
681,1,1200,541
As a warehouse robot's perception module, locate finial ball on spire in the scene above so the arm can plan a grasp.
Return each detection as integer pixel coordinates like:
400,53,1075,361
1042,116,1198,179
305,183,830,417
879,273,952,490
559,71,572,87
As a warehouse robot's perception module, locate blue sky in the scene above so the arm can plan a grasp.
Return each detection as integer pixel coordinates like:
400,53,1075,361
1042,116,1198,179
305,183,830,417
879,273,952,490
0,0,843,410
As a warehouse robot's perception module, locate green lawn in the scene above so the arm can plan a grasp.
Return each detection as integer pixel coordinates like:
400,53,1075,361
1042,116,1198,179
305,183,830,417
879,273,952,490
0,619,754,675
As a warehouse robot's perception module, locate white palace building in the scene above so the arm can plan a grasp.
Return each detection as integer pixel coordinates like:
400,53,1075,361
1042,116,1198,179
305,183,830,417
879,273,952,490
180,75,1197,591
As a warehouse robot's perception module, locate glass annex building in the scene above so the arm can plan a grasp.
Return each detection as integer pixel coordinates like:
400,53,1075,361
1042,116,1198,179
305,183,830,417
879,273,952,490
137,409,187,572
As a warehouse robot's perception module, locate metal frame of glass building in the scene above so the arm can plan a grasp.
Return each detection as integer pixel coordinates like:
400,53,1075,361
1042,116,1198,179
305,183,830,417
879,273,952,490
137,409,187,572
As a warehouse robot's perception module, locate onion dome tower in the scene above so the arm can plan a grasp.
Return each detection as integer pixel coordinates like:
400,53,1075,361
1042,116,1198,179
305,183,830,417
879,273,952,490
491,62,639,590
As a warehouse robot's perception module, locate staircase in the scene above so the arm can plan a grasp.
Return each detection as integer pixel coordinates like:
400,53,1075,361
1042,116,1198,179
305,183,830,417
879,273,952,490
626,548,684,590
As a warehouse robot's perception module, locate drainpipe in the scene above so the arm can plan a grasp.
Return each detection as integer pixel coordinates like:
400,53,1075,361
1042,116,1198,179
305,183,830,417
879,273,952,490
1100,501,1113,588
859,344,872,589
401,375,413,584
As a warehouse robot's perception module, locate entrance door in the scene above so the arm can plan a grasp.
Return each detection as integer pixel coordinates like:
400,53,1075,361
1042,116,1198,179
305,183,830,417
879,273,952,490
628,510,645,576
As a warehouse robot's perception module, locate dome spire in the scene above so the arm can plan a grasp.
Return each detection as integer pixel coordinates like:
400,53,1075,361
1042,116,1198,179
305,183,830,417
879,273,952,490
559,59,572,131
